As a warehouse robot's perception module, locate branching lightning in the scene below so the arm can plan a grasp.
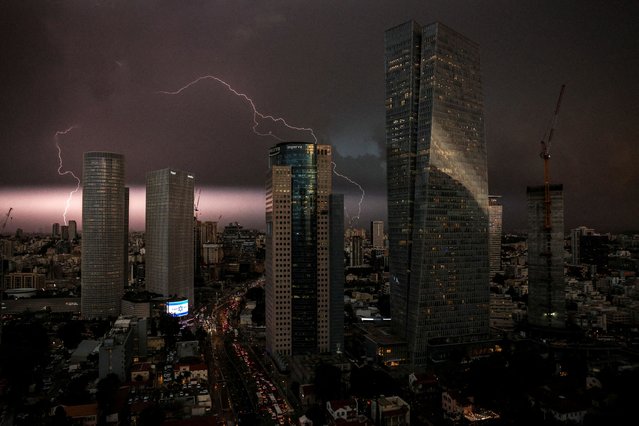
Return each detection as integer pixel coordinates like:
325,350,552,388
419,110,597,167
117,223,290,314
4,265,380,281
157,75,366,225
55,126,81,225
332,161,365,225
156,75,317,143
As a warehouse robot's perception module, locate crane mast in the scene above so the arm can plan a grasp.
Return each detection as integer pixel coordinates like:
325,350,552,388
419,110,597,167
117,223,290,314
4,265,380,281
1,208,12,233
540,84,566,229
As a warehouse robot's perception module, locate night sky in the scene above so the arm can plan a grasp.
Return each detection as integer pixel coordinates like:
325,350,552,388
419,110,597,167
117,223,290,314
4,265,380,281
1,0,637,233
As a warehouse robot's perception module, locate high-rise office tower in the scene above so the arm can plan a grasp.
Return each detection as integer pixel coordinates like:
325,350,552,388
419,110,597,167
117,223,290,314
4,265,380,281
385,21,490,365
488,196,503,279
329,194,345,353
371,220,385,249
527,185,565,328
570,226,594,265
68,220,78,240
350,236,363,267
61,225,69,241
145,168,195,309
265,142,343,356
81,152,128,319
52,223,60,239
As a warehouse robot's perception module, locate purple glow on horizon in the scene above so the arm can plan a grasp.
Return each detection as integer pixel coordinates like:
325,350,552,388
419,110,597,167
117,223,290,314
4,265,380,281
0,186,385,234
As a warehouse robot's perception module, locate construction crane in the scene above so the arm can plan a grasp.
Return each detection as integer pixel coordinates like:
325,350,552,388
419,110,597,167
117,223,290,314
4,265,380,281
194,189,202,219
1,208,12,233
540,84,566,230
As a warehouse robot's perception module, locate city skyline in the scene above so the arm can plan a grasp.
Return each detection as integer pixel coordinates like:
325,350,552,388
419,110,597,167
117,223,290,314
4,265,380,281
1,1,638,233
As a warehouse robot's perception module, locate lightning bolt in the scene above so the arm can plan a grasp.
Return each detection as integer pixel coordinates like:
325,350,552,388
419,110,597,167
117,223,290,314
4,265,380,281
332,161,365,225
157,75,366,224
156,75,317,143
55,126,81,225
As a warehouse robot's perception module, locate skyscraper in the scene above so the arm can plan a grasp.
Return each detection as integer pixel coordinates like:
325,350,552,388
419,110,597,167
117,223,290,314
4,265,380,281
527,185,565,328
81,152,128,319
68,220,78,240
265,142,343,356
145,168,195,309
488,196,503,279
570,225,594,265
52,222,60,239
370,220,385,249
350,236,363,267
385,21,490,365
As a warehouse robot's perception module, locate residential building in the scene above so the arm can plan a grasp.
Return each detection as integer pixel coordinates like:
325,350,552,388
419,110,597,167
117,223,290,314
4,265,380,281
371,395,410,425
326,399,371,425
385,21,490,365
145,168,195,309
81,152,127,319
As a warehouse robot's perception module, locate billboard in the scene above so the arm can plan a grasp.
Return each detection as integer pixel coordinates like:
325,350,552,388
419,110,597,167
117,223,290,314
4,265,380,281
166,299,189,317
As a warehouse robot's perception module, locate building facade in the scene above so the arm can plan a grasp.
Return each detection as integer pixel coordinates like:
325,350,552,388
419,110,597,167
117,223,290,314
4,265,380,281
81,152,128,319
145,168,195,308
265,142,343,356
370,220,385,249
488,196,503,279
385,21,490,365
527,184,565,328
68,220,78,240
570,226,594,265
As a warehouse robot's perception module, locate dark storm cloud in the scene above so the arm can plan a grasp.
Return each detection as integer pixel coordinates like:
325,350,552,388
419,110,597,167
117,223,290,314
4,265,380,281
1,0,638,232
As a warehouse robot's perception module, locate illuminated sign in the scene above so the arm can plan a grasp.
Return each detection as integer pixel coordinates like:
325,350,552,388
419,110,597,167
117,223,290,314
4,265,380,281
166,300,189,317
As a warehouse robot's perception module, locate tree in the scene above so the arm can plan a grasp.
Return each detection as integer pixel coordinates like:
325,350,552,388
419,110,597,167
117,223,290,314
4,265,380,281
138,405,165,426
0,320,49,396
158,313,180,349
57,320,85,349
251,303,265,326
314,363,342,402
96,373,120,426
377,294,390,317
50,405,72,426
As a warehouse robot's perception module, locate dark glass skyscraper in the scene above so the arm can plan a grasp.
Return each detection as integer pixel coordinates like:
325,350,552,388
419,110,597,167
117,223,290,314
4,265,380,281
385,21,490,366
81,152,128,319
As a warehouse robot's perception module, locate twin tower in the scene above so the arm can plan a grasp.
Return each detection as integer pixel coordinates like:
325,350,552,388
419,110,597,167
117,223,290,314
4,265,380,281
81,152,194,319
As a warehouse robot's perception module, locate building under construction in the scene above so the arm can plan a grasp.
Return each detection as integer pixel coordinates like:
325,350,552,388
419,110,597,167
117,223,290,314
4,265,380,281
527,184,565,328
527,85,566,329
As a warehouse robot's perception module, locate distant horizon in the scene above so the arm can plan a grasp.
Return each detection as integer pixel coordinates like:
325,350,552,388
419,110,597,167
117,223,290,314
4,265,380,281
1,185,637,236
0,186,387,234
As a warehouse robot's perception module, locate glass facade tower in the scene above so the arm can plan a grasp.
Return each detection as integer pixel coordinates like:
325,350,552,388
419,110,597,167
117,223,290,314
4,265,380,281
81,152,127,319
145,168,195,309
385,21,490,366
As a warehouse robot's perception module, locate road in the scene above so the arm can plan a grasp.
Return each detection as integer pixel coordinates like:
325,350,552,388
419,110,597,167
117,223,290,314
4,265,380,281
199,278,294,425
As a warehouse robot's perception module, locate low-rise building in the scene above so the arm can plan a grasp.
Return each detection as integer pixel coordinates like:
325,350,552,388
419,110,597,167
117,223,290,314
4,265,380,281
326,399,371,425
370,395,409,425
